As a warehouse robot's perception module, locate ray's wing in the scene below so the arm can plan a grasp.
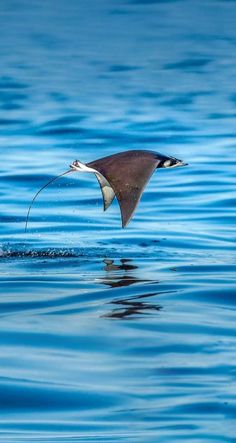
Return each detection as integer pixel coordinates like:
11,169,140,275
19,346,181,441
87,150,160,227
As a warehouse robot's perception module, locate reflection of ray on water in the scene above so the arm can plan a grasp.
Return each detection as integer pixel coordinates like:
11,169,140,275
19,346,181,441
103,258,138,272
101,258,150,288
102,276,141,288
102,292,162,319
101,258,162,319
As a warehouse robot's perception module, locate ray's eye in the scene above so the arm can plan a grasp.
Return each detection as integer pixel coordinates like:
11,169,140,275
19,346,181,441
164,159,171,167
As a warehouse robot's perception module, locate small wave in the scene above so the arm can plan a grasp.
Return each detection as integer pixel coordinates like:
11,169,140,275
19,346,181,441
0,245,122,260
0,247,78,259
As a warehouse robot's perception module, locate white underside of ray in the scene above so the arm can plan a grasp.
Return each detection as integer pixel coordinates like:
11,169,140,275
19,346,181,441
71,161,115,211
95,173,115,210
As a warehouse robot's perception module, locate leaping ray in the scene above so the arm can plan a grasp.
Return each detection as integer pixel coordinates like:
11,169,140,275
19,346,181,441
25,150,187,231
87,150,186,227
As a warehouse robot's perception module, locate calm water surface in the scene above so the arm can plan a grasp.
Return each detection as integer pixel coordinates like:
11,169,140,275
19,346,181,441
0,0,236,441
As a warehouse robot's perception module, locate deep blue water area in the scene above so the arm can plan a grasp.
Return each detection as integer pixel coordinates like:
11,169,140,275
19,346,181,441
0,0,236,441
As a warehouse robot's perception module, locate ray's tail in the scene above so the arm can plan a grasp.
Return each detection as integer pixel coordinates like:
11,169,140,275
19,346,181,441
25,169,73,232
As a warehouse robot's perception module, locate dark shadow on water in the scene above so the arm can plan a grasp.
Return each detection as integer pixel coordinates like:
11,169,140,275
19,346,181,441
103,258,138,271
101,258,146,288
100,258,162,319
102,292,162,319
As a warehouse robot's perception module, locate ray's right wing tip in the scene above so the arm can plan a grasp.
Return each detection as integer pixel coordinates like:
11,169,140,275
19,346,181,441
121,213,132,229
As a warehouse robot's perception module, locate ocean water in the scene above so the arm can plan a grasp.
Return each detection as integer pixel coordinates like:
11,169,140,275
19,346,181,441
0,0,236,441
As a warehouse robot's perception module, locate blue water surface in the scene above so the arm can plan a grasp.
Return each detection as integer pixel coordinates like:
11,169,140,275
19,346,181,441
0,0,236,441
